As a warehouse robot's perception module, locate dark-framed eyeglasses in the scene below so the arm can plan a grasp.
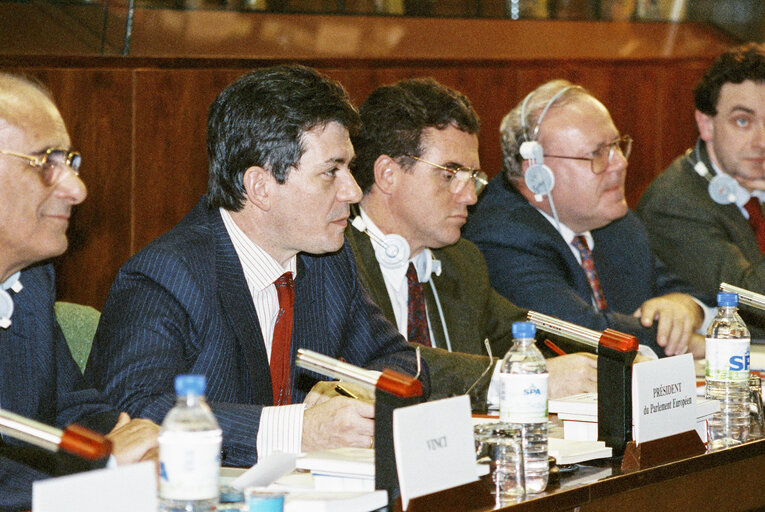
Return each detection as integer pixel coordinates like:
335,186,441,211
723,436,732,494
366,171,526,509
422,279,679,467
405,154,488,196
0,147,82,186
543,135,632,175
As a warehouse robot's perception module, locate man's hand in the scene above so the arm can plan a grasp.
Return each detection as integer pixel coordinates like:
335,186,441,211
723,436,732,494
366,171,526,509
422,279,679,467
546,353,597,398
687,333,706,359
301,397,374,453
633,293,703,356
303,381,375,408
106,412,160,466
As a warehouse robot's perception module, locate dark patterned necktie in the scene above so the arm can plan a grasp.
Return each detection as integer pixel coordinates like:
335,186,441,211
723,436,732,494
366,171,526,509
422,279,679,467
744,197,765,254
571,235,609,311
406,263,431,346
271,272,294,405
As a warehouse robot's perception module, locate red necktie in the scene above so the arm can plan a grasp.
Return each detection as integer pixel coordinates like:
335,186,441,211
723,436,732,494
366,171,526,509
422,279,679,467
406,263,431,347
571,235,609,311
744,197,765,254
271,272,294,405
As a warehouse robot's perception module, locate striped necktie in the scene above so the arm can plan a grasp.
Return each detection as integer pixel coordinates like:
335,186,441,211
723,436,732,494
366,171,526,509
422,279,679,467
406,263,431,346
571,235,609,311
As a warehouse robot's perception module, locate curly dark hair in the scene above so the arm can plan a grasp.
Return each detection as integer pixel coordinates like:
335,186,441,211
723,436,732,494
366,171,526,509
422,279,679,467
206,65,359,211
694,43,765,116
352,78,480,194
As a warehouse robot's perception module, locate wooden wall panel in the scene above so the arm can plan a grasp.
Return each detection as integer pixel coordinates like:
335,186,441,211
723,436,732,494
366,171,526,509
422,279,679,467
13,68,134,308
131,69,243,252
0,52,721,308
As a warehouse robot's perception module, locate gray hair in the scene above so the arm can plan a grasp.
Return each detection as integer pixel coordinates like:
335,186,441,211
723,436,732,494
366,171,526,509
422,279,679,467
499,79,590,182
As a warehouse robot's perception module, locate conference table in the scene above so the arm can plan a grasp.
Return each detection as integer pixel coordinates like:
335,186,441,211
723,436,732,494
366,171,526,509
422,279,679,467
399,436,765,512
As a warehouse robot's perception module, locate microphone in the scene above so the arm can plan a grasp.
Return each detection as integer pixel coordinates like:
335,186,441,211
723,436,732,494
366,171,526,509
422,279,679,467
527,311,638,353
295,348,423,398
720,282,765,311
0,408,112,460
527,311,637,455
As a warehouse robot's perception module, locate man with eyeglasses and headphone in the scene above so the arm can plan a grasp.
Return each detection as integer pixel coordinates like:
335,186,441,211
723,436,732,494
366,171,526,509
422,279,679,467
0,73,158,510
347,78,599,407
464,79,710,359
638,43,765,337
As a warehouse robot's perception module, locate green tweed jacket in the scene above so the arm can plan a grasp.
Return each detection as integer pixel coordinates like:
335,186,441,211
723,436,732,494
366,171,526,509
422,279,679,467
345,225,528,404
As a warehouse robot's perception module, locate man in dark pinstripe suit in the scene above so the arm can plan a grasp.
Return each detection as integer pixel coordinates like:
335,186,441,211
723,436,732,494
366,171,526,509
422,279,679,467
87,65,428,468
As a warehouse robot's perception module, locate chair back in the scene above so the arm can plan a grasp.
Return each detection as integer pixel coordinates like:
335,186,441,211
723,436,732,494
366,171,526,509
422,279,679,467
54,301,100,373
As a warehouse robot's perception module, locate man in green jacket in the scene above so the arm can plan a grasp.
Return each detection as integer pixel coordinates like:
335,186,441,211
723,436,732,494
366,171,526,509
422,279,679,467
348,77,598,405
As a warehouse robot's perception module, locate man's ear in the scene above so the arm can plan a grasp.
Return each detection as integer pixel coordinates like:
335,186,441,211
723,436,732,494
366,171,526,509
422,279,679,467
372,154,400,195
695,109,714,142
242,165,272,211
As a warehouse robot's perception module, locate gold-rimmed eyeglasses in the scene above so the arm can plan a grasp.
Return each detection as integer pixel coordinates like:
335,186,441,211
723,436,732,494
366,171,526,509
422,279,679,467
0,147,82,186
543,135,632,175
406,154,488,195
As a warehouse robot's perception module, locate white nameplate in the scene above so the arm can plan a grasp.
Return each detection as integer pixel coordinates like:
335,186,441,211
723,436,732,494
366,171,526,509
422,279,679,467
392,395,476,510
632,353,696,444
33,461,156,512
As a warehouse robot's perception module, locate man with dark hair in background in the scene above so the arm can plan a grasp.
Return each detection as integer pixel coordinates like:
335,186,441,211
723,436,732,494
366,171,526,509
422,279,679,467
87,65,427,468
0,73,157,511
348,77,598,404
638,43,765,335
464,79,709,358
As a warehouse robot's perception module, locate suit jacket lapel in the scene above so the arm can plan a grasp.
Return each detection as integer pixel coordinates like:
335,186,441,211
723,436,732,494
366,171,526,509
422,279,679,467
345,226,397,322
211,208,273,403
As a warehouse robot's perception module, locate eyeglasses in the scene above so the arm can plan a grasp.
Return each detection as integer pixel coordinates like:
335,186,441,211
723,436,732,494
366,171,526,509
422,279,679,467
0,147,82,186
544,135,632,175
406,154,488,196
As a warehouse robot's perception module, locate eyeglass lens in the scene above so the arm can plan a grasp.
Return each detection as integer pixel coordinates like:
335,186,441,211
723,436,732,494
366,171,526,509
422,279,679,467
449,169,487,195
41,150,81,186
592,137,631,174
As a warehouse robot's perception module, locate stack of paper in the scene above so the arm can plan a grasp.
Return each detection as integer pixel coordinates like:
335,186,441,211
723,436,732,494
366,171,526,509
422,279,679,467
295,447,375,492
549,392,720,444
547,437,612,464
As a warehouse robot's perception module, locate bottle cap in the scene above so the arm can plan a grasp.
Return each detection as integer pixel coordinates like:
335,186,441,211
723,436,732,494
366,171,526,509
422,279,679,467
716,292,739,307
512,321,536,339
175,374,206,396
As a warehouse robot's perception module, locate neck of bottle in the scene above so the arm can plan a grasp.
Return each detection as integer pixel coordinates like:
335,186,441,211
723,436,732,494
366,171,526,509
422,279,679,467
717,306,738,316
514,336,535,346
178,393,204,407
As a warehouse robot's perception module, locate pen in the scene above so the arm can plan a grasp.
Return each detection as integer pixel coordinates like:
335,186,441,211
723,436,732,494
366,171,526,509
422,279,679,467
334,384,361,400
544,338,567,356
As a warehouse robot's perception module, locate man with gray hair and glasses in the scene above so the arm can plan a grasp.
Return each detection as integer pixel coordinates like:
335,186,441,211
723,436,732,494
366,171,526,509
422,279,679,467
464,79,710,358
0,73,158,510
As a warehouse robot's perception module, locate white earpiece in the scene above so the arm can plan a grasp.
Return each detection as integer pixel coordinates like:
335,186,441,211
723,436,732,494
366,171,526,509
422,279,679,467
0,272,22,329
351,214,410,268
689,144,750,206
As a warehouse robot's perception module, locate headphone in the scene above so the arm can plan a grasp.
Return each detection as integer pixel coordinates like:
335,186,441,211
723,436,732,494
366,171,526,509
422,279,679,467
0,272,23,329
350,209,442,278
519,85,577,202
350,207,454,350
687,140,750,206
518,85,579,232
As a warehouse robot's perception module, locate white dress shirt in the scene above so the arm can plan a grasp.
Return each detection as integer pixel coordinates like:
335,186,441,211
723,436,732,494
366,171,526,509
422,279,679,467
358,208,439,346
535,207,712,350
220,208,304,459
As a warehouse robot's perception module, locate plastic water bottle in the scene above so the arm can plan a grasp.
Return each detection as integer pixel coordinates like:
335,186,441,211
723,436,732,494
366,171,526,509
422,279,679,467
159,375,222,512
498,321,549,494
706,292,750,451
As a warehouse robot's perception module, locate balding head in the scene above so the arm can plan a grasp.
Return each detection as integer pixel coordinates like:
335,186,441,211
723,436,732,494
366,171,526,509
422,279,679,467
0,73,86,281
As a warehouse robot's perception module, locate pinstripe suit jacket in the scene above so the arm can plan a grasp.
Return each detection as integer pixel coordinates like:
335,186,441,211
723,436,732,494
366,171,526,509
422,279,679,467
86,197,426,467
1,264,117,512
